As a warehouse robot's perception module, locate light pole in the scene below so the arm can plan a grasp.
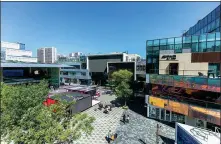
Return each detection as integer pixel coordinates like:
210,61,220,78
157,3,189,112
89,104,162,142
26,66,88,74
156,123,161,144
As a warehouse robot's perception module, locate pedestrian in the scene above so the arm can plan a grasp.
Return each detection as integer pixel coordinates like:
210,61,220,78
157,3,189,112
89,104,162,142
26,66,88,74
126,115,130,123
106,130,111,143
122,114,126,124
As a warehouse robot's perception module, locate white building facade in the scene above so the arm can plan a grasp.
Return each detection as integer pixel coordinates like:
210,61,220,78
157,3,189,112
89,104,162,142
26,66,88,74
37,47,57,64
1,41,37,63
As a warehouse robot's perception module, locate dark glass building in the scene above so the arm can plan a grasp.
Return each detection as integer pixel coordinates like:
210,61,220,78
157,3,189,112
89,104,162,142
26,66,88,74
183,5,220,36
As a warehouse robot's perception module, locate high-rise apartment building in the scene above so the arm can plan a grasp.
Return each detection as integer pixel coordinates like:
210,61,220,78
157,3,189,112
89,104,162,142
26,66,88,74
1,41,37,63
37,47,57,64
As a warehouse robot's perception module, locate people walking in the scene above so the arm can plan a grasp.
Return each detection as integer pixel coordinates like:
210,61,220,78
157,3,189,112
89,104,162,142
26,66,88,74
122,114,126,124
107,130,111,143
126,115,130,123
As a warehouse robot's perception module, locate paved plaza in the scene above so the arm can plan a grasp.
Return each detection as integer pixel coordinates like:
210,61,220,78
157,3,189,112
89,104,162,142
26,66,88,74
74,94,175,144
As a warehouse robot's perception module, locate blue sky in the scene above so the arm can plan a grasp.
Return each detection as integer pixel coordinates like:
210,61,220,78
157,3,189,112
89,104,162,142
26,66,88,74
1,2,219,58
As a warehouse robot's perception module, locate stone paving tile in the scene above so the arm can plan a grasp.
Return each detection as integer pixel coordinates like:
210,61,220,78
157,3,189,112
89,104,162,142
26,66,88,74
74,93,175,144
112,110,175,144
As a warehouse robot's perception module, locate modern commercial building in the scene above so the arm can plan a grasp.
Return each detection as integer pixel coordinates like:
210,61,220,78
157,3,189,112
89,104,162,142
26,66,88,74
1,41,37,63
183,5,220,36
69,52,83,57
59,62,92,85
1,62,67,87
87,52,141,85
37,47,57,64
145,4,220,132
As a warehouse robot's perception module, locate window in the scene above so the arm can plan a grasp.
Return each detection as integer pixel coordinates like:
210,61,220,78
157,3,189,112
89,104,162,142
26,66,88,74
215,5,220,18
192,35,199,43
207,23,211,32
168,38,174,45
175,37,182,44
168,44,174,50
207,13,212,23
174,44,182,53
160,39,167,45
153,40,160,46
204,26,207,33
215,41,220,52
216,18,220,28
147,40,153,46
192,43,199,52
199,42,207,52
207,41,215,52
216,32,220,40
199,34,207,42
211,10,216,21
183,36,191,43
207,33,215,41
211,21,216,31
183,43,191,49
203,17,207,27
160,45,167,50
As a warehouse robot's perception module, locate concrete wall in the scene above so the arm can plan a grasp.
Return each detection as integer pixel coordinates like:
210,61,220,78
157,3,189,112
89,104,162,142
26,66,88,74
159,53,208,76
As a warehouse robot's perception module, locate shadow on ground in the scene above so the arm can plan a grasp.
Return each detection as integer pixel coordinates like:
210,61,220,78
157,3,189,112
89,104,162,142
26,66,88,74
159,135,175,144
127,96,147,116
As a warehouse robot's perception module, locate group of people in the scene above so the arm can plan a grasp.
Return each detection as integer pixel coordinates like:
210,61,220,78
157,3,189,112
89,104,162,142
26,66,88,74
105,130,118,144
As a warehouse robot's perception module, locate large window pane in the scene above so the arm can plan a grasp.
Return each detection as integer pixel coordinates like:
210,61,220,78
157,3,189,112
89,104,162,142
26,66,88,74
215,5,220,18
175,37,182,44
168,44,174,50
203,17,207,26
192,35,199,43
212,10,216,21
216,32,220,40
203,26,207,33
160,45,167,50
215,41,220,52
199,42,207,52
192,43,199,52
154,40,160,46
175,44,182,53
160,39,167,45
199,34,206,42
207,23,211,32
147,40,153,46
208,13,212,23
216,18,220,28
183,36,191,43
207,41,215,52
211,21,216,31
168,38,174,45
147,46,153,54
207,33,215,41
183,43,191,49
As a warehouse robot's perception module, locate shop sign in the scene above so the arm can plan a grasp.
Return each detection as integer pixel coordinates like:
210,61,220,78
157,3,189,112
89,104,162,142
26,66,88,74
189,106,221,126
161,55,176,60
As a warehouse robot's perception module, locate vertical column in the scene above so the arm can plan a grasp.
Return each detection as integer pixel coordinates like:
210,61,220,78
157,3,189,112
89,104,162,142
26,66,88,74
170,111,172,122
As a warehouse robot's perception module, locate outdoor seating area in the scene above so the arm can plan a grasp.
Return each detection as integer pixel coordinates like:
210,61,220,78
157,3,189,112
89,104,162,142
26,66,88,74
95,102,115,114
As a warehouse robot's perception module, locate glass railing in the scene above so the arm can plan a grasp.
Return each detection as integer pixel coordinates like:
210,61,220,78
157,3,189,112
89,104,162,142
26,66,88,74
148,70,220,93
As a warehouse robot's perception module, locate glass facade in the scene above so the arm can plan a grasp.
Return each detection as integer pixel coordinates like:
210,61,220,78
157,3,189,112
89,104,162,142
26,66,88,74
183,5,220,36
146,32,220,73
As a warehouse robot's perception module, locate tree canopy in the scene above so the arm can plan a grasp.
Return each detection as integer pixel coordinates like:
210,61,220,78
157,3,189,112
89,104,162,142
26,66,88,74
111,69,133,106
1,80,95,144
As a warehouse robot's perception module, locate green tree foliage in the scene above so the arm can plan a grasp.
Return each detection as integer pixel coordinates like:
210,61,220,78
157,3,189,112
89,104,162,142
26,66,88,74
1,80,95,144
111,70,133,106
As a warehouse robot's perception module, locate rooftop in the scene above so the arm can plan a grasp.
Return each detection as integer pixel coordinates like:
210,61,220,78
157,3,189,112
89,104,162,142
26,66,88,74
177,123,220,144
1,62,73,68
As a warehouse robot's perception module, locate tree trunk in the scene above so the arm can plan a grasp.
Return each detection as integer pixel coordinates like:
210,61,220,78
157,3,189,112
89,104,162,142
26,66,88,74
124,97,127,106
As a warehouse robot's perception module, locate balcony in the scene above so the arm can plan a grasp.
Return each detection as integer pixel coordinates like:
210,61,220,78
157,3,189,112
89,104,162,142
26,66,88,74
147,70,220,93
148,95,221,126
